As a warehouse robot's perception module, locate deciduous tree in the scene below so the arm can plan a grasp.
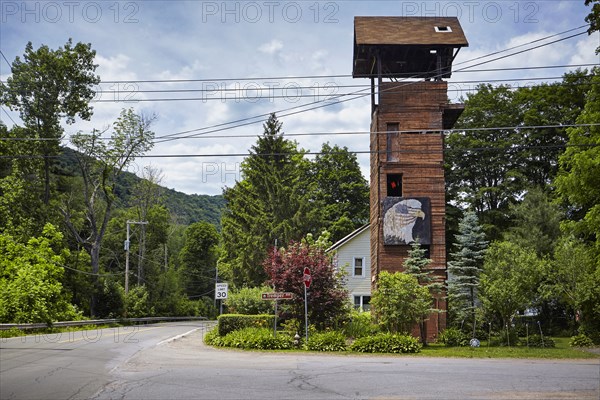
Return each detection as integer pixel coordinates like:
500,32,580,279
263,240,348,329
60,108,155,316
0,39,100,204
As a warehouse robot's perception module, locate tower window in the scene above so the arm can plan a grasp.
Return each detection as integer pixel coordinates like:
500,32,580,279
387,174,402,197
435,26,452,32
386,123,399,161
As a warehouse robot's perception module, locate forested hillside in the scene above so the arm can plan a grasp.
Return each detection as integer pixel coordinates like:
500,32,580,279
56,147,225,227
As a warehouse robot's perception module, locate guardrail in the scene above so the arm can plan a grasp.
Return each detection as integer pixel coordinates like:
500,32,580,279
0,316,208,330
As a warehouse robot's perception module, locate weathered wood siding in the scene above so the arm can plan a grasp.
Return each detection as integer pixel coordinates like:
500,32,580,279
370,81,451,339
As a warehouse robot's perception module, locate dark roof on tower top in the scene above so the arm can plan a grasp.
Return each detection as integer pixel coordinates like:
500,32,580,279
354,16,468,47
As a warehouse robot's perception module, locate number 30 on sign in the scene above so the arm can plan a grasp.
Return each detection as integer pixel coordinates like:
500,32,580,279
215,282,228,299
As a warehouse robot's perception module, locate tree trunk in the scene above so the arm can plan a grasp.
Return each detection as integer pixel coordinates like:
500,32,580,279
89,243,101,317
470,287,476,338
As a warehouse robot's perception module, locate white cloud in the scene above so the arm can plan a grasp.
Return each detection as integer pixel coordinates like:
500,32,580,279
258,39,284,55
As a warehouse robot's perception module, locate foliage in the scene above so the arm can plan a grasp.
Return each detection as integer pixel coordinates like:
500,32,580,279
306,330,347,351
225,286,274,315
342,310,378,339
94,278,125,319
310,143,369,242
179,221,219,298
217,314,275,336
447,210,488,335
480,241,546,329
221,113,317,287
521,334,555,348
0,39,100,205
446,72,593,240
555,69,600,243
0,224,80,323
437,328,470,347
60,108,155,316
585,0,600,53
569,334,594,347
124,285,154,318
263,240,349,330
549,237,597,331
350,333,422,354
370,271,431,334
210,327,294,350
504,188,562,258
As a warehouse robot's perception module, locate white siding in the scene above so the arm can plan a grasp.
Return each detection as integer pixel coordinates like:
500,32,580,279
334,228,371,300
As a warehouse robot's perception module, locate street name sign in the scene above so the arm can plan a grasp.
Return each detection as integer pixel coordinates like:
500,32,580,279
261,292,293,300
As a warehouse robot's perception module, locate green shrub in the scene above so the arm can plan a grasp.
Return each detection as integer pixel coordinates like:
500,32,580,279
570,334,594,348
307,331,347,352
0,327,24,338
217,314,275,336
225,286,274,315
520,334,555,348
216,327,293,350
350,332,421,354
438,328,469,347
203,327,224,346
343,310,378,339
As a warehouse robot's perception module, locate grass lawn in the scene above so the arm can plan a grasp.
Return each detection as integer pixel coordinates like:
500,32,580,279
415,337,599,359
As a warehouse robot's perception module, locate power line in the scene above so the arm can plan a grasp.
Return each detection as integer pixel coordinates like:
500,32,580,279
153,25,591,142
2,122,598,143
87,75,593,103
0,49,13,73
62,63,598,85
3,139,599,159
1,106,18,126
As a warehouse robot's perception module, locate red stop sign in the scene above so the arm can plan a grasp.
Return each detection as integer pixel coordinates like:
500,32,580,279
303,267,312,288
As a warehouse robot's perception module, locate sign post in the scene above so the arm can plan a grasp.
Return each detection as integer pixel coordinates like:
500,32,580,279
215,282,228,315
303,267,312,344
261,293,294,337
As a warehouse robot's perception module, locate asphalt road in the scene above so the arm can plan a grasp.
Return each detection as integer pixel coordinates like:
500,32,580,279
1,322,599,400
0,321,215,400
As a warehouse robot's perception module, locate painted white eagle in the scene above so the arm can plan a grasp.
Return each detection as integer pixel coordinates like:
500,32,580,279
383,199,425,244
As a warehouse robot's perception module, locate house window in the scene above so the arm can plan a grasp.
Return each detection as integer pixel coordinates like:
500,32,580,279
353,257,365,277
386,123,399,161
387,174,402,197
354,295,372,311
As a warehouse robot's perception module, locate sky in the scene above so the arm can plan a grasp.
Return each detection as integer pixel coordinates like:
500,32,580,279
1,0,598,196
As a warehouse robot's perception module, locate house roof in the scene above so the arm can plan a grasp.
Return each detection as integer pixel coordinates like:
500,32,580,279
326,224,370,252
354,16,468,47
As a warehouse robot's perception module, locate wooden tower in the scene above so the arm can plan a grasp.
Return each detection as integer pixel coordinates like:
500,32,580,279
353,16,468,340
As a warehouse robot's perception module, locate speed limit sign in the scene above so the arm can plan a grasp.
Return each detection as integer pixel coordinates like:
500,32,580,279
215,282,228,300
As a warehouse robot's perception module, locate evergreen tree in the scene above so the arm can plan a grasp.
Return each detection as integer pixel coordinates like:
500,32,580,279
403,241,442,344
221,113,318,287
447,210,488,337
310,143,369,242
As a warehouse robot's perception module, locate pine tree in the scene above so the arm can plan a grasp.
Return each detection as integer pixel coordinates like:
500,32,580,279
447,210,488,338
403,240,443,344
221,113,319,287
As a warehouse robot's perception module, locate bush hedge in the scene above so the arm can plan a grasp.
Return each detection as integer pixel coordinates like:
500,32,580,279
437,328,469,347
217,314,275,336
207,327,293,350
307,331,347,352
570,334,594,347
350,332,422,354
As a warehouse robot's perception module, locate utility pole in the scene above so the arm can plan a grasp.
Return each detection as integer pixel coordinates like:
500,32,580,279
125,220,148,294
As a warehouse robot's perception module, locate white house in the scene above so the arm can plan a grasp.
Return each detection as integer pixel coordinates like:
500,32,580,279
327,224,371,310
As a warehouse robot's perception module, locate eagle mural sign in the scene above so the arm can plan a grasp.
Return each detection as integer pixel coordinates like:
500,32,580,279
382,197,431,245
